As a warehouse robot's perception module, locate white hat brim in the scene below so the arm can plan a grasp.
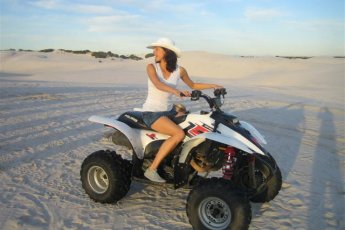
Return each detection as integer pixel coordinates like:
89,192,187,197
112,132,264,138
147,42,181,58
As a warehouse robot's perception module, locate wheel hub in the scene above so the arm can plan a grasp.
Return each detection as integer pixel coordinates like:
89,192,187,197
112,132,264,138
199,197,231,229
87,166,109,194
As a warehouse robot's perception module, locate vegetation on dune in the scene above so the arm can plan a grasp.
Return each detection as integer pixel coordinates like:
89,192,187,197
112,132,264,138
128,54,142,60
145,53,154,59
19,49,34,52
6,48,143,61
60,49,91,54
91,51,108,58
90,51,142,60
40,49,55,53
276,56,312,60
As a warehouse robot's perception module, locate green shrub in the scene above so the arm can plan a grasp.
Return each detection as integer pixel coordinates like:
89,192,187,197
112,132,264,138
145,53,154,58
73,50,90,54
107,51,119,58
19,49,33,52
60,49,72,53
91,51,108,58
61,49,90,54
129,54,142,61
40,49,54,52
276,56,312,60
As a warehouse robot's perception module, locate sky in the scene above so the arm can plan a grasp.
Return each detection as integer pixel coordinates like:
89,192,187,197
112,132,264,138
0,0,344,56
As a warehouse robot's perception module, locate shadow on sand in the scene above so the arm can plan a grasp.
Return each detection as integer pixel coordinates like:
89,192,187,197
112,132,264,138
0,71,32,78
307,107,344,229
230,102,344,229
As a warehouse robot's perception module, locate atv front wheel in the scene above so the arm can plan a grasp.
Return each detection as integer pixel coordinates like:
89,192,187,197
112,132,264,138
235,155,282,203
186,178,251,230
80,150,132,203
250,164,282,203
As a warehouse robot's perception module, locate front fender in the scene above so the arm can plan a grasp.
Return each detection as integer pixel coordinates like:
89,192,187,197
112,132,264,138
179,132,257,164
240,121,267,145
89,115,144,158
200,132,256,153
218,124,266,155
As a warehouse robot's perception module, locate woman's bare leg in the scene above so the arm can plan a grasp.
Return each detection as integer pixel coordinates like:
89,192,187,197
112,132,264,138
149,116,185,170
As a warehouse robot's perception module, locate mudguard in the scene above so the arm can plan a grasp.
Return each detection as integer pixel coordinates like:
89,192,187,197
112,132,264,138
217,124,266,155
179,132,262,164
179,138,206,163
88,115,144,158
240,121,267,145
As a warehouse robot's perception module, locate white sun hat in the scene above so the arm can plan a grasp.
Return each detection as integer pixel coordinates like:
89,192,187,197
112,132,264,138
147,37,181,57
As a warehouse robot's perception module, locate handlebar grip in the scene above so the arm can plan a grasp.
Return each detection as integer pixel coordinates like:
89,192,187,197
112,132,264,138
214,88,227,97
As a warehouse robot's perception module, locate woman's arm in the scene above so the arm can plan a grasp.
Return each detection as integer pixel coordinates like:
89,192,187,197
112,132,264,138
180,67,223,90
147,64,181,96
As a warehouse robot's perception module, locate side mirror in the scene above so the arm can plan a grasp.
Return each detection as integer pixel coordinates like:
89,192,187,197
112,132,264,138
191,90,202,101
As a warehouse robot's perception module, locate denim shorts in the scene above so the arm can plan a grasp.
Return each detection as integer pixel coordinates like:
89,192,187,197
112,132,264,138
142,108,177,128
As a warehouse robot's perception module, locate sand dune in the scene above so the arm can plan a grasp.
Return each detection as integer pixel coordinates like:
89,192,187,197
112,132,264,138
0,50,344,229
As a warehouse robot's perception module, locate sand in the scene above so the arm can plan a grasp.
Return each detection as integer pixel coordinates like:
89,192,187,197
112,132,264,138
0,50,344,229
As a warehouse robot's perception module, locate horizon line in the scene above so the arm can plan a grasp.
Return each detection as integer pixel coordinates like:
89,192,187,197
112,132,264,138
1,48,344,58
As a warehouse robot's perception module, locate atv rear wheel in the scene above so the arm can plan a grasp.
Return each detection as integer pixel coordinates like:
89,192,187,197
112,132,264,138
80,150,132,203
186,178,251,230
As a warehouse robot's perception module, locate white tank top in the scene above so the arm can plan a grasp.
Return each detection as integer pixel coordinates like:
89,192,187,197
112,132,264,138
141,63,181,112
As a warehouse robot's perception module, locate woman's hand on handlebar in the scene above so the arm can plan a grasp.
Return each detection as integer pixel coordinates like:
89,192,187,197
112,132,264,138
179,90,191,97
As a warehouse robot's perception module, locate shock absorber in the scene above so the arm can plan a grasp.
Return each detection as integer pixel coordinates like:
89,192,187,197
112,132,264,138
222,146,236,180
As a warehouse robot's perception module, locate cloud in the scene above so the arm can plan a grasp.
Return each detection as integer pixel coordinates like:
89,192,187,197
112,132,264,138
86,14,141,32
141,0,211,16
245,8,286,21
284,20,344,31
89,15,140,24
73,4,113,14
30,0,59,9
29,0,113,14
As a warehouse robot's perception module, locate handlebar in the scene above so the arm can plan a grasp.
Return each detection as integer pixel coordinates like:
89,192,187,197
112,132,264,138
190,88,227,111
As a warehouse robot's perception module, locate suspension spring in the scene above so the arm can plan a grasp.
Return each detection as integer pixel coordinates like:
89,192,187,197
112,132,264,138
222,146,237,180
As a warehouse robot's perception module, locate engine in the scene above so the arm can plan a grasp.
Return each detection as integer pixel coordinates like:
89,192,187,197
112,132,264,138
190,141,224,172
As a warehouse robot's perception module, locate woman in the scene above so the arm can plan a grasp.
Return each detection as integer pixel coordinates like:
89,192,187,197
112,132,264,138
142,38,222,182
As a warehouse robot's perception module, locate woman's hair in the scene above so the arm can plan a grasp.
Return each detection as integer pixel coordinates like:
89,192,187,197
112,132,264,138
163,48,177,72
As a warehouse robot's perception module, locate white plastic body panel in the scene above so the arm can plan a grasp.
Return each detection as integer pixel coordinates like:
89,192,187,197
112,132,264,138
240,121,267,145
217,123,265,155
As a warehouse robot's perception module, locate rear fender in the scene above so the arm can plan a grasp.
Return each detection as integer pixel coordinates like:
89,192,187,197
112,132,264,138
89,115,144,158
179,138,206,163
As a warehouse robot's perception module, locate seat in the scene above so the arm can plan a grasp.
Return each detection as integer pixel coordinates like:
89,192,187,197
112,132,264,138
117,110,188,130
117,111,151,130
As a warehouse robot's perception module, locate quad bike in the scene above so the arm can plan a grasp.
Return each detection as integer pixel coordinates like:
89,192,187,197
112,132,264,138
80,88,282,230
